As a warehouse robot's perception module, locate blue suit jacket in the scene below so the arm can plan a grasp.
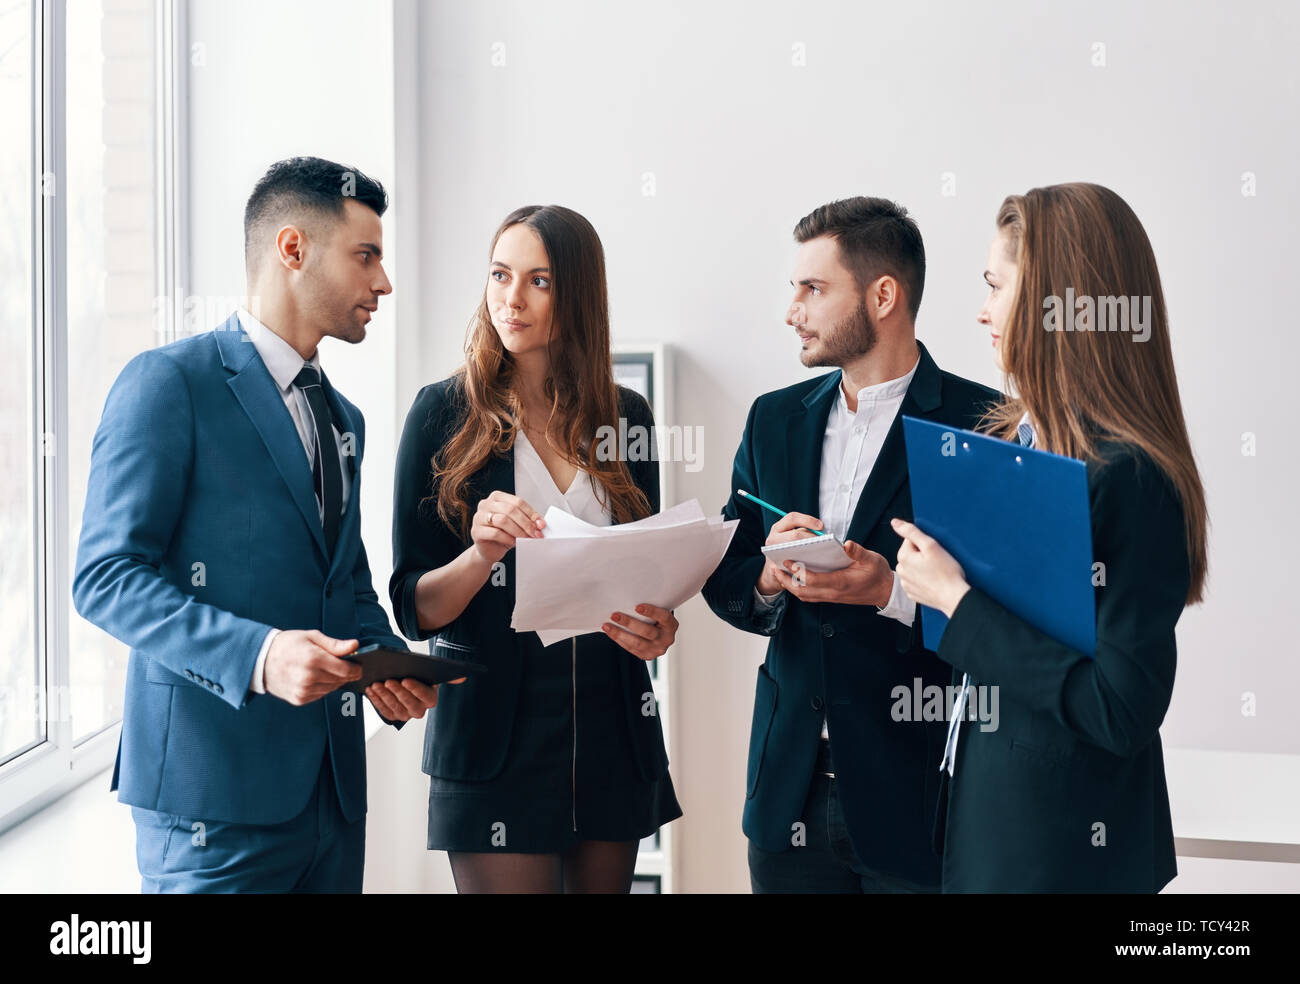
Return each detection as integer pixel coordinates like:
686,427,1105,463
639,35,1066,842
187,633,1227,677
72,313,405,826
702,340,1000,886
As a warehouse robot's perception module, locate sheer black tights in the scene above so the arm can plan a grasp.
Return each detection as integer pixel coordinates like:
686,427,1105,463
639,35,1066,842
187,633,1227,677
447,840,641,894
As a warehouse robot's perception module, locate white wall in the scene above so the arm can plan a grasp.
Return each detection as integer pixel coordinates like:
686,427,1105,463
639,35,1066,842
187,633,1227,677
185,0,453,893
6,0,1295,895
406,0,1300,891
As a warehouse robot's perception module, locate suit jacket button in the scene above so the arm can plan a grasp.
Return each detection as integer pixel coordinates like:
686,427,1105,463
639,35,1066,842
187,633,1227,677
821,624,835,638
184,669,195,680
215,684,224,695
811,696,824,711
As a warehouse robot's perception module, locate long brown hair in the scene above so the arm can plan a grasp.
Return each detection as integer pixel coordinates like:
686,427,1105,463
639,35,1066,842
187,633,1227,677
983,183,1208,604
433,205,652,542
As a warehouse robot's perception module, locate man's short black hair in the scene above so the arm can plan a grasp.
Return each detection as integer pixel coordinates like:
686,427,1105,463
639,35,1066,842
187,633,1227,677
794,197,925,319
244,156,388,270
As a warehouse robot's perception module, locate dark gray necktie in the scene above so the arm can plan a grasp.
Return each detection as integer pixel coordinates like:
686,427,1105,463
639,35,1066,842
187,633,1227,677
1017,420,1035,447
293,364,342,555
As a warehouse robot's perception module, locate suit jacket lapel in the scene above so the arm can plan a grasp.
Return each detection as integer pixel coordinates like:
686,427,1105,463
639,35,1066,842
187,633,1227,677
476,446,516,499
784,371,841,519
216,315,329,560
844,340,943,545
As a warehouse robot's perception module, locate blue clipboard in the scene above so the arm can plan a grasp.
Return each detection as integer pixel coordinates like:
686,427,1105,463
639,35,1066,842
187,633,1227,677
901,416,1096,657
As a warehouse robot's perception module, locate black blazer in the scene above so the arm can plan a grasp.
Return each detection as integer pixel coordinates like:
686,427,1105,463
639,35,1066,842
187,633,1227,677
389,376,670,784
702,340,1000,887
934,441,1187,892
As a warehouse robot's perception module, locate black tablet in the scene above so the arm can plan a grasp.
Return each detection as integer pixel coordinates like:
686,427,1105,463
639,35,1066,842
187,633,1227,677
342,643,487,690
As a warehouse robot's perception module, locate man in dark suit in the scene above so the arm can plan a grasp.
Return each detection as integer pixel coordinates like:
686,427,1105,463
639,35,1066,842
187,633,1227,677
73,157,437,892
702,197,1000,892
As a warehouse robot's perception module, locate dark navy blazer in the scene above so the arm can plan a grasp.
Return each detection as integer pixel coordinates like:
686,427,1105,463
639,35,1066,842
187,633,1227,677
702,340,1000,887
935,442,1185,892
388,377,671,786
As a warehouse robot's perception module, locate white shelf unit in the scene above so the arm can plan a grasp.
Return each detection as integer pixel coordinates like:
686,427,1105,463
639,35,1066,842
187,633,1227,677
613,343,677,894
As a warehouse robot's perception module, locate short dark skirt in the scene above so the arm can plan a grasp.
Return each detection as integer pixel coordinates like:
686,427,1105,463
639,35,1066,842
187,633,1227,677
426,633,682,854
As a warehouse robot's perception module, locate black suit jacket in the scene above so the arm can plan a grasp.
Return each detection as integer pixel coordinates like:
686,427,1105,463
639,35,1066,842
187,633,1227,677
388,376,671,785
934,441,1186,892
702,340,1000,887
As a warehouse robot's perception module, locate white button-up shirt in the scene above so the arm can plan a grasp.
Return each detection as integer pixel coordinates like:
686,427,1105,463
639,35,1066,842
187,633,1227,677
754,357,920,738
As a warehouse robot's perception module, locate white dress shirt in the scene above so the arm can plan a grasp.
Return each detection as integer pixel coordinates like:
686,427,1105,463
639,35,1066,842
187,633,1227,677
1016,410,1036,446
237,307,351,695
754,356,921,739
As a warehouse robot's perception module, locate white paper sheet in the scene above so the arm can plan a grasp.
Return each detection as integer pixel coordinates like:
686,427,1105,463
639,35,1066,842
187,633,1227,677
510,498,738,647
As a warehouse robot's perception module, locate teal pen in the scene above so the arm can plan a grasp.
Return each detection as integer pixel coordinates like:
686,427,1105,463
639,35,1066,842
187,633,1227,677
737,489,827,535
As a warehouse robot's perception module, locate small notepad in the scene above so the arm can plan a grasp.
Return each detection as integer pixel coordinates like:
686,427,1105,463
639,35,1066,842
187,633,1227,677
760,534,851,572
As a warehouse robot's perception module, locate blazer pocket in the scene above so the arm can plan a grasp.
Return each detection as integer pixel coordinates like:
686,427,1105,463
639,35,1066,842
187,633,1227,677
1008,738,1079,790
432,637,478,659
746,663,779,800
1012,734,1112,780
422,635,520,783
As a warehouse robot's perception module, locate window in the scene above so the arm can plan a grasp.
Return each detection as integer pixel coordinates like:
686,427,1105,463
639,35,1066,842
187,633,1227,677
0,0,37,768
0,0,181,833
65,0,160,741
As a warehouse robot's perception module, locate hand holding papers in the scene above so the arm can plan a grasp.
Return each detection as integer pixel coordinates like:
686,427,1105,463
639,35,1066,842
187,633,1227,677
510,500,739,647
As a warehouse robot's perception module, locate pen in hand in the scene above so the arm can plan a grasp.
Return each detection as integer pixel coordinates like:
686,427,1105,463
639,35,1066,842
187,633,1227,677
737,489,828,536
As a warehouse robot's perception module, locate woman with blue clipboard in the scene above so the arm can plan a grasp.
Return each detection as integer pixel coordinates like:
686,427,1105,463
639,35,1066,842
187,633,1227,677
892,183,1208,892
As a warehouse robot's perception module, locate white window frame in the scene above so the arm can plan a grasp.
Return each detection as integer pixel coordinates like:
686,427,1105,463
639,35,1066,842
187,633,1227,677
0,0,187,837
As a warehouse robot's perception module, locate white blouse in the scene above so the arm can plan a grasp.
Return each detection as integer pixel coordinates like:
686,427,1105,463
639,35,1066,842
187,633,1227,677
513,429,615,648
513,429,612,528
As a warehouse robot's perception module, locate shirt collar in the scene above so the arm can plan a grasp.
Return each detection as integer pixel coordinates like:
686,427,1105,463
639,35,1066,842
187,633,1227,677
236,307,321,393
1016,410,1039,444
837,354,920,413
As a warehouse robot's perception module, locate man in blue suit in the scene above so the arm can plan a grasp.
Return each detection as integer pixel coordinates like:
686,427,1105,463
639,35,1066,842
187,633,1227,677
73,157,439,892
703,197,1000,892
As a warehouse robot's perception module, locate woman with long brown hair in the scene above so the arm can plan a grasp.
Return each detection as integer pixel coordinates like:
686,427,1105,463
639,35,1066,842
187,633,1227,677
389,205,681,893
892,183,1208,892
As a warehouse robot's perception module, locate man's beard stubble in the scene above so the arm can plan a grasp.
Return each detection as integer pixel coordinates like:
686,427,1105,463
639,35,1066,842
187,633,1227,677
313,278,368,345
801,301,877,369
